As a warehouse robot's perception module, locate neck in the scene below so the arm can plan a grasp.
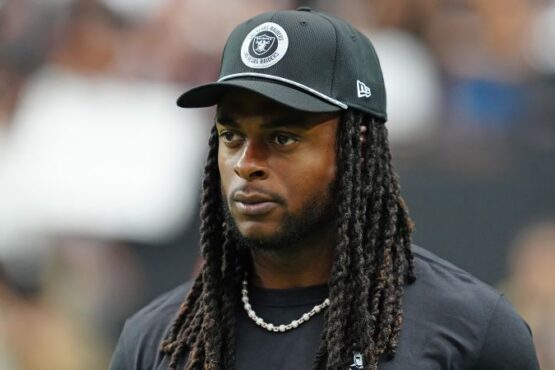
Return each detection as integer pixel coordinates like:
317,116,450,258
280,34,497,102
249,229,334,289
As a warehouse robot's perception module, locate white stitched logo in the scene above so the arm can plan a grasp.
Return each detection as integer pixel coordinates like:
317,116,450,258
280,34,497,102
348,352,364,369
252,35,275,55
356,80,372,98
241,22,289,69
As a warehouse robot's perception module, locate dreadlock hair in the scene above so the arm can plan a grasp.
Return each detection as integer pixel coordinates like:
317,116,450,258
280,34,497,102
159,109,416,370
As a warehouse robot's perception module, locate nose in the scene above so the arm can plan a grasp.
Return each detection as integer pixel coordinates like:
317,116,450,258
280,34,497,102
233,140,268,181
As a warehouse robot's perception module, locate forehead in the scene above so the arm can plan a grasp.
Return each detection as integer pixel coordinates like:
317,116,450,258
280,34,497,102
216,89,340,126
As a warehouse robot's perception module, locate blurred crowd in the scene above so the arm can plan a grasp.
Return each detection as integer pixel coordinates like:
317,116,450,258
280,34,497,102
0,0,553,369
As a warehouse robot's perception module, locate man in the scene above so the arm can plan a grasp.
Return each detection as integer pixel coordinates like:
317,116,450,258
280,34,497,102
110,8,539,370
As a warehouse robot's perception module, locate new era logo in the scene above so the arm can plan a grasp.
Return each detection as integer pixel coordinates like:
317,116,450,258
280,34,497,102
356,80,371,98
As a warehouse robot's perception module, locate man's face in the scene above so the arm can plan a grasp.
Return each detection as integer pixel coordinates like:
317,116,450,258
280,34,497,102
216,90,340,249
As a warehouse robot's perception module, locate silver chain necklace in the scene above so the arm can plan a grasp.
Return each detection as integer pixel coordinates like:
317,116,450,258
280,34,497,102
241,277,330,333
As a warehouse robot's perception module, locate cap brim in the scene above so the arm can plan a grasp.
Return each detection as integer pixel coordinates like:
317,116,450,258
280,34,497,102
177,79,342,113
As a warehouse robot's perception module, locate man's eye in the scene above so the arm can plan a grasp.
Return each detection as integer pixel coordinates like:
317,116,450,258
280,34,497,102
273,133,298,146
219,131,240,143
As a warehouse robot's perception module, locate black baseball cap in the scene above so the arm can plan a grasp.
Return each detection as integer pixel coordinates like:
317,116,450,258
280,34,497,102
177,7,387,122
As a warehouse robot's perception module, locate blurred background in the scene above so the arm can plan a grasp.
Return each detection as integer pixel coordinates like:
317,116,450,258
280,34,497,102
0,0,553,368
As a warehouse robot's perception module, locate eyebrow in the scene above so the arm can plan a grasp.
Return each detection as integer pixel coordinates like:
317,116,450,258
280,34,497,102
215,114,315,129
215,115,238,127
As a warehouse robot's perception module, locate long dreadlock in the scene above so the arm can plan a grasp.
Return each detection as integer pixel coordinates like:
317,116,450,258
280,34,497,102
160,109,416,370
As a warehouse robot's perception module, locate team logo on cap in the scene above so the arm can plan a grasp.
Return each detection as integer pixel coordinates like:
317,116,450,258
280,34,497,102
241,22,288,69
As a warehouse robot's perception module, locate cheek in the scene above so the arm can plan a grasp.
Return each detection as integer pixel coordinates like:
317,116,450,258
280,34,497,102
281,149,336,211
309,154,336,189
218,151,233,197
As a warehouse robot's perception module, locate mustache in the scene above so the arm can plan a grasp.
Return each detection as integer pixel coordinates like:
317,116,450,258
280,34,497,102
229,185,286,205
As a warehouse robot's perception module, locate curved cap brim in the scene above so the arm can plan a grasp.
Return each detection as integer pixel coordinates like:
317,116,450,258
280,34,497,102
177,79,343,113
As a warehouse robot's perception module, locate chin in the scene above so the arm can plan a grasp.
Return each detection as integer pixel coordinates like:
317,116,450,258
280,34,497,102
237,221,279,241
223,206,291,250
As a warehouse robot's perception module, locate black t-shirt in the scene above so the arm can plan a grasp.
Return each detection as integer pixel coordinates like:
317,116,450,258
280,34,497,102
109,246,539,369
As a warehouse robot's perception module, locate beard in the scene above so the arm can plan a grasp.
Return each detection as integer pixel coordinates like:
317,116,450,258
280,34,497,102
222,184,336,252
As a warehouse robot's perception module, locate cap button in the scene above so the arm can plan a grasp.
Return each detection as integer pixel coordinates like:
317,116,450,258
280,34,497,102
296,6,312,12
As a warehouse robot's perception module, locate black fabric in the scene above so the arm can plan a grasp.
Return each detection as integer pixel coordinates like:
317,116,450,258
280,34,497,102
177,78,342,113
177,9,388,121
109,245,539,370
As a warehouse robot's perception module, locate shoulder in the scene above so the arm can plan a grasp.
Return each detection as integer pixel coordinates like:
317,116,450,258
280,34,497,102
410,244,501,308
402,245,538,369
473,295,540,369
126,281,192,331
109,282,192,370
407,245,502,341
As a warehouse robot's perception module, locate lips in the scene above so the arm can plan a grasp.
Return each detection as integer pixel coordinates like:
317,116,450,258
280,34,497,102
233,191,278,216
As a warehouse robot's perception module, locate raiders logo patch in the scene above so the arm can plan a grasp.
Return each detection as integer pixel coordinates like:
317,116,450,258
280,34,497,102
240,22,288,69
